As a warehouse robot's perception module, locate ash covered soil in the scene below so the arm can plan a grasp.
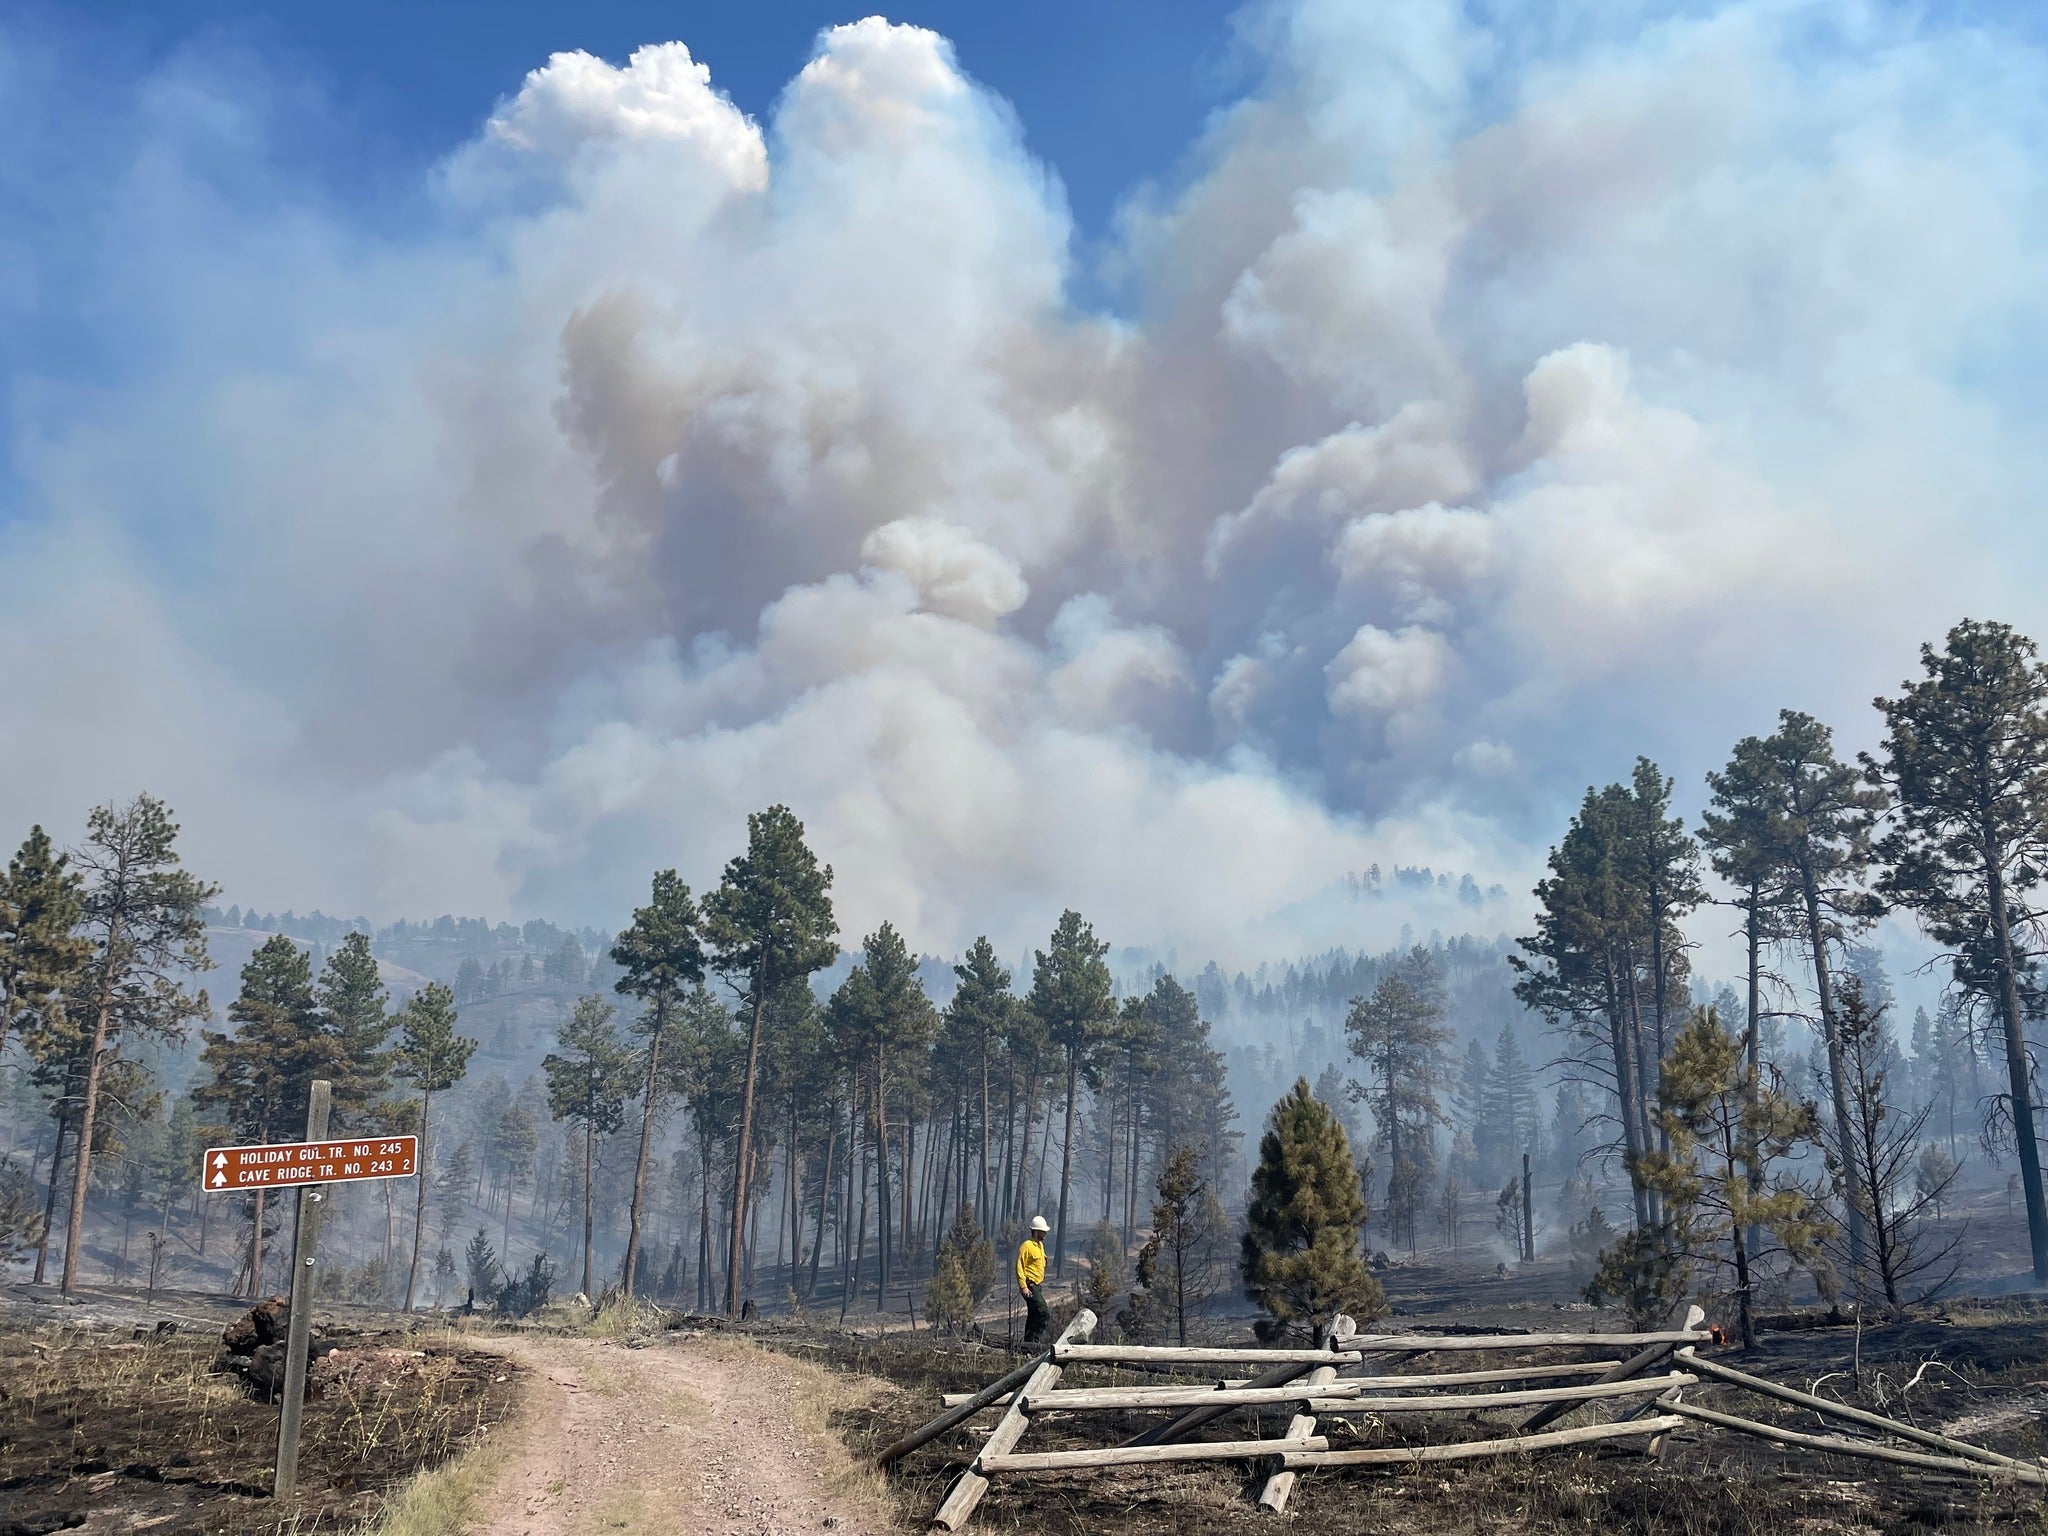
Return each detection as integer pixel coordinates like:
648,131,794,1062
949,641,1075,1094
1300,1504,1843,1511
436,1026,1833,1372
804,1280,2048,1536
0,1284,519,1536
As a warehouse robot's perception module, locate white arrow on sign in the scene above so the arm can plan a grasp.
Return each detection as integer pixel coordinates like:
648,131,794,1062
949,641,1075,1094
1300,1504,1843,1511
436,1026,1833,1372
213,1153,227,1168
211,1171,226,1187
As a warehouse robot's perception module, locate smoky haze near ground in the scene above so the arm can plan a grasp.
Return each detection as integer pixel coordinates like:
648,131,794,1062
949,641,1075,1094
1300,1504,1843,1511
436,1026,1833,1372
2,2,2045,962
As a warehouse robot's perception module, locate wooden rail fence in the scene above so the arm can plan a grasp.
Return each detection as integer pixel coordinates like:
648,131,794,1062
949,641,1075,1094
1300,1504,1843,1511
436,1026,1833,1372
878,1305,2047,1531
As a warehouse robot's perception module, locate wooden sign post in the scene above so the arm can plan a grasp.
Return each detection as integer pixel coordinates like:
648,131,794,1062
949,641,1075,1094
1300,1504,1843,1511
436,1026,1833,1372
201,1088,420,1501
274,1079,331,1501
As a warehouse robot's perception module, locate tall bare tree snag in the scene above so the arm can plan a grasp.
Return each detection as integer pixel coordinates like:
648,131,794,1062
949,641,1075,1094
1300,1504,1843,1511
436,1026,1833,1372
1834,983,1965,1308
62,796,215,1294
1868,619,2048,1283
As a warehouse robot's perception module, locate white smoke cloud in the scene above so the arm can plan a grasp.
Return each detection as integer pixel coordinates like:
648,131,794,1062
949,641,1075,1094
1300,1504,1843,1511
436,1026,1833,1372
859,517,1029,626
1,3,2043,965
482,42,768,187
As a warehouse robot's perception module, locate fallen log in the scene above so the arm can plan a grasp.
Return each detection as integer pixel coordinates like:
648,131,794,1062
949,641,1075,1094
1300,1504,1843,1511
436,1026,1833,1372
931,1309,1096,1532
981,1436,1327,1473
1279,1414,1687,1469
1665,1399,2048,1487
1678,1348,2047,1474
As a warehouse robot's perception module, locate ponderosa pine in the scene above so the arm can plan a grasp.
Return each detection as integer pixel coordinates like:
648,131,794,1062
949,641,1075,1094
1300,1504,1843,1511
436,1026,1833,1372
1241,1079,1383,1341
394,982,477,1309
703,807,837,1315
1867,619,2048,1283
610,868,705,1298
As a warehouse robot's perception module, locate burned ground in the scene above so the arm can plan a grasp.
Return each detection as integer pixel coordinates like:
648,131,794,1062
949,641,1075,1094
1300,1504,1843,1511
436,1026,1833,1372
0,1318,518,1536
797,1293,2048,1536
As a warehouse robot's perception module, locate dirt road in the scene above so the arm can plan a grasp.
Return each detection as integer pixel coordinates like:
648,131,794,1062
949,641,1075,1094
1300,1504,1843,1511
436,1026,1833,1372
473,1333,893,1536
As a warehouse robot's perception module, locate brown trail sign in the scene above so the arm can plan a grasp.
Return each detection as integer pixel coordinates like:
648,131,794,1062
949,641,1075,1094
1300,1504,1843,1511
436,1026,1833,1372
202,1135,418,1192
201,1103,417,1500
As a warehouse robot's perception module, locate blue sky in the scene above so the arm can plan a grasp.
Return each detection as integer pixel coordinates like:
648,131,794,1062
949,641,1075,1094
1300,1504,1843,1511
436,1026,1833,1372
36,1,1246,237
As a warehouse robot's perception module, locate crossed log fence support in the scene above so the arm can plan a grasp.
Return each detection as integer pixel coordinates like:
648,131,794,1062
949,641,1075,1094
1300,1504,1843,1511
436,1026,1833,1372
880,1304,2048,1532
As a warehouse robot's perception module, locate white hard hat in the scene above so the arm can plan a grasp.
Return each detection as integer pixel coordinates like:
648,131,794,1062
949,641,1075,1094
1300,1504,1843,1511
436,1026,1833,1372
1030,1215,1050,1233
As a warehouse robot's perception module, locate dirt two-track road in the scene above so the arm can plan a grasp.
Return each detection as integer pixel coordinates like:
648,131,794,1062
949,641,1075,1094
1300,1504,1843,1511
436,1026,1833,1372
473,1333,892,1536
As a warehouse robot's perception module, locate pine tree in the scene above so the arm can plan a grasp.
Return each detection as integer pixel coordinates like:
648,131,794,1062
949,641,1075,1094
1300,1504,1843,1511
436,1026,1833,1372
703,806,837,1316
925,1246,974,1333
0,826,90,1069
824,923,937,1304
393,982,476,1309
437,1141,476,1233
1083,1220,1126,1322
1451,1039,1492,1179
1753,711,1887,1295
464,1227,501,1300
1139,975,1239,1206
942,1202,995,1302
544,995,634,1299
1345,950,1451,1252
61,796,216,1293
610,869,705,1298
1623,758,1707,1133
1482,1025,1540,1168
1124,1143,1230,1344
1628,1007,1832,1346
1027,910,1115,1274
194,934,344,1295
1867,619,2048,1283
316,932,393,1130
1,1164,43,1265
1241,1079,1383,1341
665,985,742,1312
487,1102,540,1251
144,1097,200,1233
946,937,1016,1224
1516,774,1697,1234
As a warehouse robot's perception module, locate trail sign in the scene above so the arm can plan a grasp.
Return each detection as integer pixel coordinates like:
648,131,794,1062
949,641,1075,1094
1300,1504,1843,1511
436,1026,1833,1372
201,1136,418,1193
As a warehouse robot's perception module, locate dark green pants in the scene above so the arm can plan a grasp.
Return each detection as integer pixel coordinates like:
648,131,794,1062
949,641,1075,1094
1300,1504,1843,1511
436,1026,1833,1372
1023,1282,1049,1344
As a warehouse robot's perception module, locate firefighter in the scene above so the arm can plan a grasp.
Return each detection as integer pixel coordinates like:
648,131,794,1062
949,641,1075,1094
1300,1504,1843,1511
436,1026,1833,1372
1016,1215,1050,1344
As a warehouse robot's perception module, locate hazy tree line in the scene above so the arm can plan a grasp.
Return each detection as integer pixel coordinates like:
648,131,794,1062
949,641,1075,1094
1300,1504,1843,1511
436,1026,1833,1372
4,619,2037,1343
0,801,1244,1324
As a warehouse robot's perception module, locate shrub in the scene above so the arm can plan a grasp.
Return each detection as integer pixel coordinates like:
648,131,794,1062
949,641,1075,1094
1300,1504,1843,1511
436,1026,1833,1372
925,1248,974,1333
